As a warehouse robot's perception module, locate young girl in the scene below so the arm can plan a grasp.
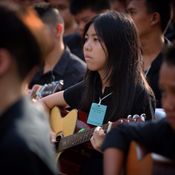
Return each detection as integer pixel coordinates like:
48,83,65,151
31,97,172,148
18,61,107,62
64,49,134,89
41,11,155,175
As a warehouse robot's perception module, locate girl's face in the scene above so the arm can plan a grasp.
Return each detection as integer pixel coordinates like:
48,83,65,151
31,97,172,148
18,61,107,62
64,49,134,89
83,24,108,76
159,62,175,129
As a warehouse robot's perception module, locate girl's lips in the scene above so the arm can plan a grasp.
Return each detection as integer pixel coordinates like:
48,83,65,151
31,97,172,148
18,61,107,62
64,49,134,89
84,55,92,59
84,56,93,62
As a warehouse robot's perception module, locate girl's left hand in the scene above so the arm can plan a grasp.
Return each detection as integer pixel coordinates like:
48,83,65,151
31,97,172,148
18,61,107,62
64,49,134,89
90,126,106,152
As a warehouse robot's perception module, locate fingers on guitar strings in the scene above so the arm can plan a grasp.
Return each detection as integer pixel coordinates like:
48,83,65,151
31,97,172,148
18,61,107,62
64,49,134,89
95,126,101,132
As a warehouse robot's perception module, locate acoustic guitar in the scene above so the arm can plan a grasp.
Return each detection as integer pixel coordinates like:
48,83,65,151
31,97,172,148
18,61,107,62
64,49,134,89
30,80,63,100
126,142,175,175
50,106,146,157
50,107,146,175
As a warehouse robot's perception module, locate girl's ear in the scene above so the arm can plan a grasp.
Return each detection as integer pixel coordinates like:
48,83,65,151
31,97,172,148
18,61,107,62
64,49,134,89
56,24,63,37
0,49,12,76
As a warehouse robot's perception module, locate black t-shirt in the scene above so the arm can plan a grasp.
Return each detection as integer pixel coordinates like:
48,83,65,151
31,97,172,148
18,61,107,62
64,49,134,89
64,81,155,124
0,97,59,175
146,38,171,108
63,80,155,175
63,33,84,61
102,118,175,160
29,47,86,90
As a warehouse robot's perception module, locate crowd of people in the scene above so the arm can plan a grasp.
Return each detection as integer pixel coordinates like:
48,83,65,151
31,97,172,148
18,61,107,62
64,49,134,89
0,0,175,175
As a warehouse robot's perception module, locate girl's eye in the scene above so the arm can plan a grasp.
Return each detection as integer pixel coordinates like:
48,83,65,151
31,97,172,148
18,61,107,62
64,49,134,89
93,37,100,42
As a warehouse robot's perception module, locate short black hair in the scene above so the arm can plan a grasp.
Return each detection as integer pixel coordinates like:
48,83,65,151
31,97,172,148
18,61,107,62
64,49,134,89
145,0,172,33
34,2,64,26
70,0,110,15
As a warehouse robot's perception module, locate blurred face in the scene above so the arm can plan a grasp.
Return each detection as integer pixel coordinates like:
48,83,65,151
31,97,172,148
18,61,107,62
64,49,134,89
74,9,97,37
127,0,153,38
83,24,108,76
159,62,175,129
110,0,126,13
11,0,44,5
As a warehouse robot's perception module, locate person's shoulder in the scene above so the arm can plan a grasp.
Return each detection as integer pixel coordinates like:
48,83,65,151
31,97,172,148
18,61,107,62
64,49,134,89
0,98,49,153
13,98,57,172
14,97,50,145
65,47,85,64
135,83,156,106
64,80,85,92
64,47,86,71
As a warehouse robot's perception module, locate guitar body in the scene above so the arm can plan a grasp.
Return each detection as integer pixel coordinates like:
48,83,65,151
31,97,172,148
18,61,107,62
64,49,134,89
50,106,78,137
50,106,88,175
50,108,147,175
126,142,153,175
126,142,175,175
50,106,78,160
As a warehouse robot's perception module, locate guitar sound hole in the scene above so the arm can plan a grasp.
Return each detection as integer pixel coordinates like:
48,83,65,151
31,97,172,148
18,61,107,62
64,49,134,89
55,135,62,150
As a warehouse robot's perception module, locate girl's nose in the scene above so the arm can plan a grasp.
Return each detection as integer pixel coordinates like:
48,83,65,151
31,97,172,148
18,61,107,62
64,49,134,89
84,41,92,51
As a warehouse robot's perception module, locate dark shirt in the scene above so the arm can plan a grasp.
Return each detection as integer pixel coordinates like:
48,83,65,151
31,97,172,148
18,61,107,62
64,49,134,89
102,118,175,160
63,80,155,175
0,97,59,175
63,33,84,61
146,38,171,108
29,47,86,89
64,81,155,123
165,24,175,42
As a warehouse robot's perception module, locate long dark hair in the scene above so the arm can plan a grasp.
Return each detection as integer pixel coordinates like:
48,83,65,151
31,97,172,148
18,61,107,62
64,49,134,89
81,11,153,120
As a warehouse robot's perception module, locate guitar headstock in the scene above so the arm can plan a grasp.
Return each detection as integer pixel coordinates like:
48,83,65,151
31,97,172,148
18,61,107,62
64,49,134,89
30,80,64,100
111,113,146,130
127,113,146,122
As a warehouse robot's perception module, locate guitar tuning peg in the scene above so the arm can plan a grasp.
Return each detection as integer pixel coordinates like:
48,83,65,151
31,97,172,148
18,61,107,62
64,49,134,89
140,113,146,118
132,114,140,119
140,113,146,121
59,80,64,86
127,115,132,119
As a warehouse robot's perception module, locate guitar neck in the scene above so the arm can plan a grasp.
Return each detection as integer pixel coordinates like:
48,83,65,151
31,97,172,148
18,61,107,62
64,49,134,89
58,123,109,152
55,113,145,153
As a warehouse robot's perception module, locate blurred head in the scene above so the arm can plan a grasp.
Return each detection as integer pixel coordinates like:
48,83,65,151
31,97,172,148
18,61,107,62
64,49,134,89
8,0,45,5
70,0,110,36
83,11,142,84
47,0,75,35
34,2,64,44
159,46,175,129
127,0,172,38
109,0,127,13
0,2,51,81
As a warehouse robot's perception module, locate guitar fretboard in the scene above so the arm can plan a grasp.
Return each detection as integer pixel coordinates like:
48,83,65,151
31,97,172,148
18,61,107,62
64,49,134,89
57,123,109,152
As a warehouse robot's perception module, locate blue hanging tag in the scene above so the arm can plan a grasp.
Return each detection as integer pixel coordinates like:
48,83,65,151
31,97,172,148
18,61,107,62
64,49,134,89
87,103,107,126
